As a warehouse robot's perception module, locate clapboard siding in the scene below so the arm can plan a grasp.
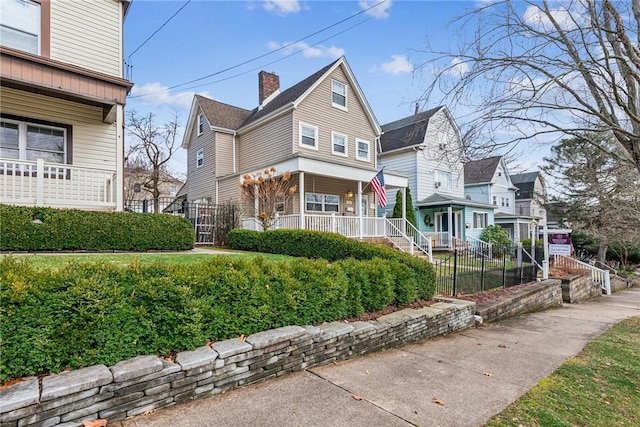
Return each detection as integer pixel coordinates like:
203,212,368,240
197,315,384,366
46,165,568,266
1,87,116,171
216,132,234,177
379,151,417,206
237,114,292,172
294,66,377,167
50,0,122,77
302,174,375,216
186,115,216,202
217,176,240,204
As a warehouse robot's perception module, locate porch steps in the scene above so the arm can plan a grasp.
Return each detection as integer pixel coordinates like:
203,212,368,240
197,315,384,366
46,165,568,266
361,237,431,262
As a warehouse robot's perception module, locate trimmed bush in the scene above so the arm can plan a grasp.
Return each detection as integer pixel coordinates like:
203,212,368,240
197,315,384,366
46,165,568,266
0,204,194,251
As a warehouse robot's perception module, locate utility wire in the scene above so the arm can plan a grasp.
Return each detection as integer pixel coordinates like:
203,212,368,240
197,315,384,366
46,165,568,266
127,0,192,60
129,0,387,99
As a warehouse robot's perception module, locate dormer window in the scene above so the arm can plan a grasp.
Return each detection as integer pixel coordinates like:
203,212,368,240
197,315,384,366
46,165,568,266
331,80,347,110
0,0,41,55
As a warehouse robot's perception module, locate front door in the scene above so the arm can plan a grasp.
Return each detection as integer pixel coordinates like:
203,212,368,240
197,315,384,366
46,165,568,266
360,195,369,217
436,211,462,238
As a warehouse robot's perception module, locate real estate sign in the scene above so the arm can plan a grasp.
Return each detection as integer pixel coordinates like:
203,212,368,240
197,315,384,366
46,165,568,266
548,233,572,256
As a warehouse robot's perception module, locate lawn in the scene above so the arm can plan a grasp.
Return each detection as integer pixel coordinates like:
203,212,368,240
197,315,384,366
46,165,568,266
2,247,293,270
486,316,640,426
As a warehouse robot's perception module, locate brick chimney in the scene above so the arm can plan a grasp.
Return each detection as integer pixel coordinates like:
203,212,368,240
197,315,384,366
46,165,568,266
259,71,280,105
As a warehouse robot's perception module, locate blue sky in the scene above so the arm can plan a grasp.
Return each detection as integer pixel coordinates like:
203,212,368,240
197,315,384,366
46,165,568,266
123,0,491,176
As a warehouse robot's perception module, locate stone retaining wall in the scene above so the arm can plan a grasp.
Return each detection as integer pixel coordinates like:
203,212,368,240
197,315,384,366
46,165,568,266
559,273,602,303
611,275,638,292
475,280,563,323
0,299,476,427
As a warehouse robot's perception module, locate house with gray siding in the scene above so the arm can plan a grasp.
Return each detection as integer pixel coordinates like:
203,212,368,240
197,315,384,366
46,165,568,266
181,57,409,239
511,171,547,232
378,106,495,249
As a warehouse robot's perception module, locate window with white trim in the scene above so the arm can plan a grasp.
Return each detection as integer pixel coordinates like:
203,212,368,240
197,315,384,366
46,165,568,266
306,192,339,213
196,149,204,168
356,138,370,161
331,131,347,156
473,212,488,229
505,197,510,207
435,170,452,190
331,80,347,109
197,113,205,135
299,122,318,149
0,118,66,164
501,197,506,207
0,0,40,55
492,196,497,206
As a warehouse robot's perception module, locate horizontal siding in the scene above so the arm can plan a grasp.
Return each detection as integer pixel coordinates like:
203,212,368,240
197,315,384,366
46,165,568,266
216,132,234,177
237,113,292,172
1,87,117,171
50,0,121,76
217,176,239,204
294,66,377,167
302,174,375,216
379,151,417,206
186,117,215,202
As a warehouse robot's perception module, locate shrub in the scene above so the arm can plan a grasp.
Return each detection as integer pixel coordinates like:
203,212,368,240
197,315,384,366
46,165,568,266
0,204,194,251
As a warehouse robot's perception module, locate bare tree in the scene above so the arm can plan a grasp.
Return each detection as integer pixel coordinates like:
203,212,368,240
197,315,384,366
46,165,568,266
126,110,180,213
418,0,640,173
239,167,297,231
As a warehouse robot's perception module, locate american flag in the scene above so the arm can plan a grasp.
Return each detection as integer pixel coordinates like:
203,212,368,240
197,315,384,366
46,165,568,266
370,169,387,208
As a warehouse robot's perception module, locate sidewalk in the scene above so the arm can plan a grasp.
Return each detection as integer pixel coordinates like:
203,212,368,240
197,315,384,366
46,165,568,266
118,287,640,427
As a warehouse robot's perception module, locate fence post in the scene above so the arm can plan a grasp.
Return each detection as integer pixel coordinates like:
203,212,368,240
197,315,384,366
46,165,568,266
517,243,523,284
480,254,485,292
502,251,507,289
452,249,458,297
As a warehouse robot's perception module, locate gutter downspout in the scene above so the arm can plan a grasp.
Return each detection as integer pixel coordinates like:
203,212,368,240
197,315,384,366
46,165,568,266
232,132,237,174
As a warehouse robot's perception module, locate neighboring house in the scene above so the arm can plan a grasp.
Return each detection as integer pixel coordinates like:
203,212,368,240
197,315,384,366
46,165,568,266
511,171,547,233
124,166,184,213
464,156,534,242
0,0,133,211
378,107,495,248
181,56,407,237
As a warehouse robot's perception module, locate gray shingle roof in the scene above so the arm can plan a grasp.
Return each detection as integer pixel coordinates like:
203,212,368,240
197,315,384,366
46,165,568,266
379,107,442,153
464,156,502,184
195,95,252,130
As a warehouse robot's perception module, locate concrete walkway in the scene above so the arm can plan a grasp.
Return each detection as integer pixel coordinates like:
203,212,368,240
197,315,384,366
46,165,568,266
118,287,640,427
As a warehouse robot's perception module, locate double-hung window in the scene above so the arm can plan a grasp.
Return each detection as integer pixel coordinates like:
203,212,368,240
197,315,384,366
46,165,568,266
473,212,488,229
299,122,318,149
331,80,347,110
306,192,339,213
0,0,40,55
197,113,205,135
331,131,347,156
356,138,370,161
196,149,204,168
0,117,67,164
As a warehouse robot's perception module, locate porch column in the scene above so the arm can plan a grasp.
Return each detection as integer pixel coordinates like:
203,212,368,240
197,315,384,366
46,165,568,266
358,181,363,239
116,104,124,211
402,186,407,235
447,206,453,250
299,172,305,229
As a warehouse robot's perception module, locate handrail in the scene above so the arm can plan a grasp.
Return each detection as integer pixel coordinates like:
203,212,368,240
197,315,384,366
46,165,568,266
553,255,611,295
466,236,493,259
402,220,433,262
383,217,414,255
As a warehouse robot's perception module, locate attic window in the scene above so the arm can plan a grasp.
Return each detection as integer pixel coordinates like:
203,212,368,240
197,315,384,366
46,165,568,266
197,114,205,136
331,80,347,110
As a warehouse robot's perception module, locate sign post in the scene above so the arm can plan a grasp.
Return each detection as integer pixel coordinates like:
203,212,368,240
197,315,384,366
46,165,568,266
542,227,573,279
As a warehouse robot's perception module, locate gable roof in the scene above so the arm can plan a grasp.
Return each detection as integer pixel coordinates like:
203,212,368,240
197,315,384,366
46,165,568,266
511,171,541,199
379,107,443,153
196,95,252,130
464,156,502,185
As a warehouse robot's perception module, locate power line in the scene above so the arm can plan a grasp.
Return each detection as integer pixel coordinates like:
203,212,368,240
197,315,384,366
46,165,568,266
129,0,386,100
127,0,192,60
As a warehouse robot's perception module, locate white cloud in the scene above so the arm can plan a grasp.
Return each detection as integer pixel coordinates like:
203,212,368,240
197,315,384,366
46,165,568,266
131,82,211,110
359,0,392,19
379,54,413,75
268,40,345,59
263,0,300,15
522,5,580,31
444,58,469,77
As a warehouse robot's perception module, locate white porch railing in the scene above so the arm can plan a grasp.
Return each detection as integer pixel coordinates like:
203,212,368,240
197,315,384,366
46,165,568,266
386,218,433,261
553,255,611,295
0,158,116,209
467,236,493,258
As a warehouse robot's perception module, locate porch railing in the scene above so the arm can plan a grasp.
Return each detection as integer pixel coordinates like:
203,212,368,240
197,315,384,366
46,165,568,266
386,218,432,262
553,254,611,295
383,218,414,255
0,158,116,209
467,236,493,258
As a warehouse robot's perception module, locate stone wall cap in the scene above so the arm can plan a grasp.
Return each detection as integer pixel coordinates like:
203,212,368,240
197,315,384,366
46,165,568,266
110,355,164,383
318,322,355,338
211,339,252,359
175,346,218,371
376,311,412,325
348,321,375,335
41,365,112,402
246,325,306,349
0,378,39,413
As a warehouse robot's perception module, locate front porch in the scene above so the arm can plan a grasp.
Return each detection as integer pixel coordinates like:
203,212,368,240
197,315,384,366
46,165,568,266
0,158,117,210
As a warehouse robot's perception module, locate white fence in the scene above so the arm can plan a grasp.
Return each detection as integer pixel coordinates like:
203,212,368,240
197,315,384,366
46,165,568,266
553,254,611,295
0,158,116,209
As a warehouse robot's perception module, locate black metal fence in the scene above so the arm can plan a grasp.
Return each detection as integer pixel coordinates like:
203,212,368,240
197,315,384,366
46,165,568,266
434,245,544,296
125,198,239,246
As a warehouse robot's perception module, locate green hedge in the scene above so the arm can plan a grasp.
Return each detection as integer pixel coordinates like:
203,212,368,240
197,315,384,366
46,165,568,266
2,254,428,381
0,204,194,251
227,229,436,300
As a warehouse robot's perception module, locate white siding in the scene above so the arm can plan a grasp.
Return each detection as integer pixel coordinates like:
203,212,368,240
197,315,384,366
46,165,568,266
465,185,490,205
186,116,216,202
1,87,117,171
216,132,234,177
50,0,122,77
379,151,417,206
